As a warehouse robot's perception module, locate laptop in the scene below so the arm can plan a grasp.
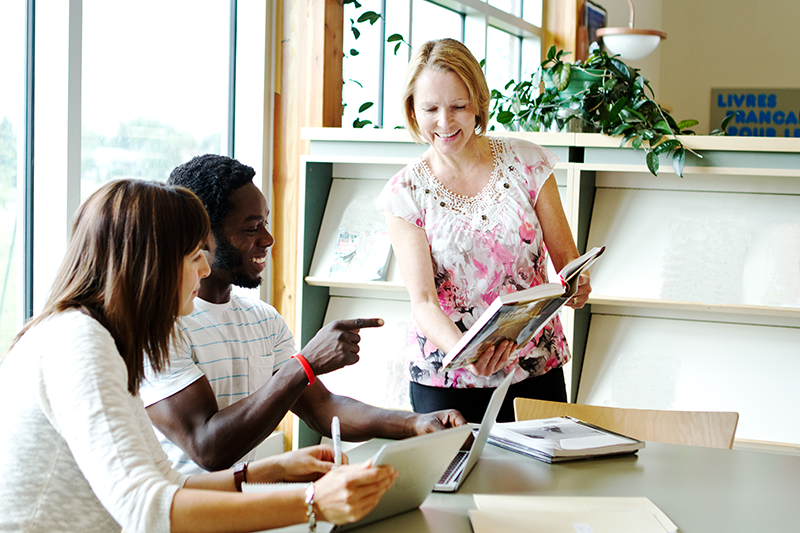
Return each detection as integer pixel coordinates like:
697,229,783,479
333,424,473,532
433,371,515,492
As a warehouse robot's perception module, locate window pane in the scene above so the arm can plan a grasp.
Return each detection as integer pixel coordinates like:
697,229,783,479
81,0,230,200
522,35,542,79
0,1,25,357
411,0,462,48
486,26,520,95
523,0,543,27
342,0,383,128
489,0,522,17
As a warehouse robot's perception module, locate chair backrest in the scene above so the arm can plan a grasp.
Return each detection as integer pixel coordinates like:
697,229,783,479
513,398,739,449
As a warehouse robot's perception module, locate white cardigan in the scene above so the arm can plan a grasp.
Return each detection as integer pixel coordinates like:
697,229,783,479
0,310,187,533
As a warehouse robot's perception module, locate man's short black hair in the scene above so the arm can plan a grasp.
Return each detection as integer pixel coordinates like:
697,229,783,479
168,154,255,235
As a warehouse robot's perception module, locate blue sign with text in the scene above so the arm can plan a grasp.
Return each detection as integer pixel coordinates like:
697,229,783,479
711,88,800,137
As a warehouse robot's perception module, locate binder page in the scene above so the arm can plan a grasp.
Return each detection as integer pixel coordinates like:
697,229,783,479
473,495,677,533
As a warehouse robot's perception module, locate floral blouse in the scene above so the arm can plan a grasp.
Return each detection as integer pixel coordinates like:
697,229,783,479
376,137,570,388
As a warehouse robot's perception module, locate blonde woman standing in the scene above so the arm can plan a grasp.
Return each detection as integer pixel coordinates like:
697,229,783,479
377,39,592,423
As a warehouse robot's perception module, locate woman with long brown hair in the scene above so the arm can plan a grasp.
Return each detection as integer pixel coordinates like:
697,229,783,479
0,179,396,533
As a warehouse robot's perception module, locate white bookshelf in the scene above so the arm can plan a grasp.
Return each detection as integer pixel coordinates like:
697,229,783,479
297,128,800,447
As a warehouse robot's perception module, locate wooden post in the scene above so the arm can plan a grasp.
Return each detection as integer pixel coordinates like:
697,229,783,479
544,0,582,57
273,0,343,450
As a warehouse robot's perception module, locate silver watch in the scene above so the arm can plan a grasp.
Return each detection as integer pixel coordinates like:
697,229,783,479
305,482,316,532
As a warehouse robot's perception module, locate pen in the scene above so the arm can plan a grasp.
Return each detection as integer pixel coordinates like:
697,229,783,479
332,416,342,467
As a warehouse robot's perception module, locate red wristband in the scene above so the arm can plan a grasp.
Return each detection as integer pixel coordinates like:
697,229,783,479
292,353,315,385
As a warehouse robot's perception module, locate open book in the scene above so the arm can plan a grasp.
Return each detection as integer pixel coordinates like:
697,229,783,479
441,246,605,371
488,416,644,463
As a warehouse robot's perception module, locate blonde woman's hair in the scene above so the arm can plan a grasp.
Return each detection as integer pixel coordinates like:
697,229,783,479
401,38,490,143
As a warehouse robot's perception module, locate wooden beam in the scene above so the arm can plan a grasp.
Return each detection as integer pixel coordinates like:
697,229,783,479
544,0,582,57
273,0,344,450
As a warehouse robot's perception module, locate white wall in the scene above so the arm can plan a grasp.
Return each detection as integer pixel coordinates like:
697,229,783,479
660,0,800,134
601,0,664,103
597,0,800,134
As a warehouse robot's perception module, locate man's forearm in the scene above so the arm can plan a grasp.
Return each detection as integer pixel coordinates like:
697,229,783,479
295,390,417,442
157,360,310,472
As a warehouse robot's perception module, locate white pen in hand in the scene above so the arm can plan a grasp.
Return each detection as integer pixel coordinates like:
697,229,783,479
332,416,342,468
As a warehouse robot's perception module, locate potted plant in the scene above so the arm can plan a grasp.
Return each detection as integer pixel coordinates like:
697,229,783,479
490,46,731,177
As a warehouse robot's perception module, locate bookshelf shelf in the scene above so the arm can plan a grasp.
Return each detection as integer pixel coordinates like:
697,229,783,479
304,277,407,291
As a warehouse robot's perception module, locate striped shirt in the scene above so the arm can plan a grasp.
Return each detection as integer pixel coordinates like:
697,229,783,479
140,293,295,474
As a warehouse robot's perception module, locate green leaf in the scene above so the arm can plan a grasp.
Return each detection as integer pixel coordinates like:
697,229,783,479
620,133,636,147
623,106,646,122
721,113,736,131
496,110,515,125
603,78,618,92
351,26,360,39
677,119,699,130
357,11,381,25
672,147,686,177
358,102,374,113
608,97,629,123
394,42,401,55
350,49,359,56
547,45,556,61
352,118,372,128
610,122,633,137
652,138,680,155
386,33,403,42
653,120,672,134
551,63,571,91
646,150,660,176
632,137,643,150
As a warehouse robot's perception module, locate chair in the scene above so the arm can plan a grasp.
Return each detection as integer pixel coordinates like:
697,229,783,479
513,398,739,449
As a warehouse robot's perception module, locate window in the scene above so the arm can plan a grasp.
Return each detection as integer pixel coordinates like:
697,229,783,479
0,1,26,356
81,0,231,200
0,0,273,355
342,0,544,130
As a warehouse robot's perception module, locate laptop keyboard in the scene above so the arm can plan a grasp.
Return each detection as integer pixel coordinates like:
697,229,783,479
438,450,469,485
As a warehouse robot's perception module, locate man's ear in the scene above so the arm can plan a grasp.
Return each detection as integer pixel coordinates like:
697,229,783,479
203,233,219,264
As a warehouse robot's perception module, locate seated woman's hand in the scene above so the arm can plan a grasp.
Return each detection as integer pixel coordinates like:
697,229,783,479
250,444,349,484
312,460,398,525
467,339,517,377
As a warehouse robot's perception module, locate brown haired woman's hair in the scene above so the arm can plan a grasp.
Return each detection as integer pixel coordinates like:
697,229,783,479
13,179,210,394
401,38,490,143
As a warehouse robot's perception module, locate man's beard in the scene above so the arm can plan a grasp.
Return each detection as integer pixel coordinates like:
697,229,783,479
212,234,263,289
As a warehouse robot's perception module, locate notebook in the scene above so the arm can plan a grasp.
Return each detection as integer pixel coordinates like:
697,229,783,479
332,424,473,532
433,371,515,492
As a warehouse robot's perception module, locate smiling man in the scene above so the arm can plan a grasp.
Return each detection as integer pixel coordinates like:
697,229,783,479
140,154,465,475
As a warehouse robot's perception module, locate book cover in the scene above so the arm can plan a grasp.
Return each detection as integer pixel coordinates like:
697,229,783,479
328,193,392,282
487,416,644,464
441,246,605,371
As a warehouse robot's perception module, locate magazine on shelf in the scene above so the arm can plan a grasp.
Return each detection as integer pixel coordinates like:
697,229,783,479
487,416,645,464
441,246,605,371
325,182,392,282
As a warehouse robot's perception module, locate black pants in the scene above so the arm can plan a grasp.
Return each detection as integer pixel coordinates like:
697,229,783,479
409,367,568,423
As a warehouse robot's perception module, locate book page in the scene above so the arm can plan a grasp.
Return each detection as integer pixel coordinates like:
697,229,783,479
469,510,669,533
473,495,677,533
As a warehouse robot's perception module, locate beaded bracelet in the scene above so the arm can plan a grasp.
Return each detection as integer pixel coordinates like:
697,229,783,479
305,482,317,532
